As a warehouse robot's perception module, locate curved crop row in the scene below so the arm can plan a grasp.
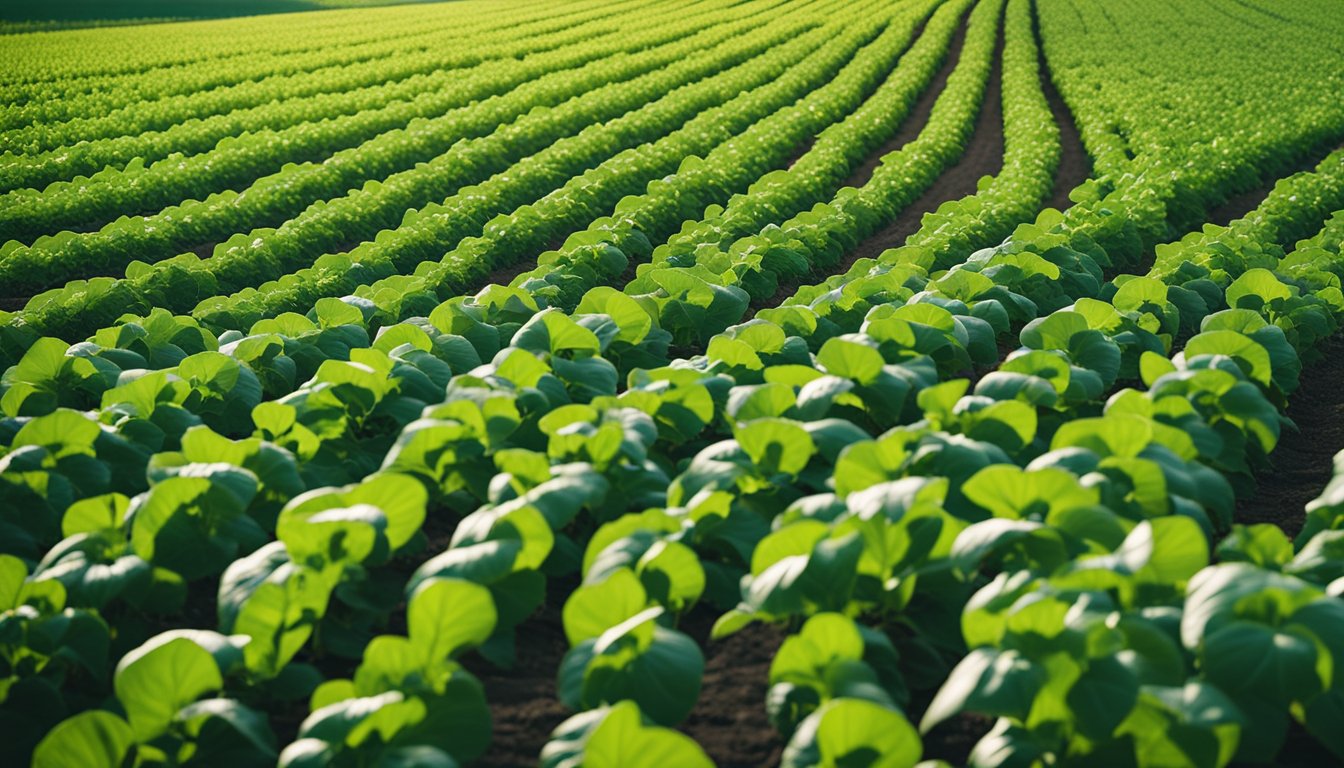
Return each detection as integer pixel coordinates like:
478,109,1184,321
12,118,1342,768
0,0,534,86
0,0,642,154
0,0,745,245
2,0,793,309
0,0,699,194
230,0,984,345
2,1,1344,766
0,0,618,129
11,0,834,340
208,0,956,335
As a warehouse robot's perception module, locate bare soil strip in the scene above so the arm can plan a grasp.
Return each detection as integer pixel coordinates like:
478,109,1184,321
835,10,996,270
740,8,991,320
1236,335,1344,540
474,12,998,766
1205,141,1344,228
1035,0,1088,210
839,11,973,193
1227,334,1344,764
467,578,574,768
477,12,941,296
681,619,789,766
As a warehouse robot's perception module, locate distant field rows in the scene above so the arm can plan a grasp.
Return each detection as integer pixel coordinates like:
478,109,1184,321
3,0,1344,766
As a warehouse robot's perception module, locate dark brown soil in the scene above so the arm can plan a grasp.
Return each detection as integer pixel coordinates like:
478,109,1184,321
475,15,952,299
462,19,1014,762
466,594,572,768
680,617,787,767
839,5,974,194
836,4,1004,275
784,136,817,170
1206,185,1279,229
1035,0,1089,211
920,712,994,764
468,597,787,767
481,254,546,291
1121,144,1344,281
328,239,365,257
1205,142,1344,228
741,7,990,319
475,200,614,291
1235,335,1344,539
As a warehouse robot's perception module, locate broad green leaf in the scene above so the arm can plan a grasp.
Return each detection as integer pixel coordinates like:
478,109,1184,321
32,710,133,768
1201,621,1323,703
115,635,224,740
230,556,330,675
565,607,704,726
636,540,705,611
1183,331,1273,388
783,698,921,768
964,718,1047,768
581,701,713,768
281,473,425,552
734,418,816,477
962,465,1097,520
514,309,603,356
312,298,365,329
1066,657,1139,740
726,382,796,422
817,337,885,384
921,649,1044,732
576,288,654,345
564,569,649,646
1181,563,1318,648
1303,689,1344,762
999,350,1072,394
174,698,277,763
408,578,497,661
296,691,426,749
1216,524,1293,569
1285,530,1344,585
1139,351,1178,387
14,409,101,456
1225,268,1292,309
770,613,865,681
0,553,28,608
62,493,131,537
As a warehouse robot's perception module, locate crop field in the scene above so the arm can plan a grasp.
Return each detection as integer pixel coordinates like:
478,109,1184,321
4,0,1344,765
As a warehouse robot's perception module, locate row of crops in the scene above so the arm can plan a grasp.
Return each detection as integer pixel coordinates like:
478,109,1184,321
3,0,1344,765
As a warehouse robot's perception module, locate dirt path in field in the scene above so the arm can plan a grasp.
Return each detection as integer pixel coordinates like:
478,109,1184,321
1035,0,1089,211
838,11,973,191
466,594,787,768
672,16,1001,765
737,6,991,320
1122,138,1344,282
1235,335,1344,539
1227,338,1344,767
1207,174,1300,230
680,619,788,766
465,578,573,768
825,6,1004,279
1205,140,1344,228
478,252,547,291
784,136,818,170
480,11,949,298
